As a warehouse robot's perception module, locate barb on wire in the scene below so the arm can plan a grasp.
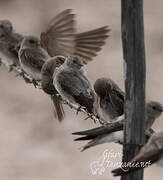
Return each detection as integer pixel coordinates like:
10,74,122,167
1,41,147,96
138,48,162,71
0,58,107,125
0,58,41,86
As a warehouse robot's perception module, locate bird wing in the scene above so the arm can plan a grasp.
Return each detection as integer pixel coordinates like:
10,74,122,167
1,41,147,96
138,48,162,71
57,70,94,112
40,9,76,57
112,131,163,176
105,79,124,116
19,48,47,71
58,70,91,95
106,88,124,116
40,9,110,63
72,121,123,137
74,26,110,63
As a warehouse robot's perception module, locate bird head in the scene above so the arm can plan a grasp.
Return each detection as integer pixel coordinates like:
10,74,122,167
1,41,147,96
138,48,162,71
21,36,41,49
0,20,13,42
65,56,84,69
94,78,113,98
41,56,65,95
146,101,163,120
0,20,13,33
42,55,65,75
54,56,65,66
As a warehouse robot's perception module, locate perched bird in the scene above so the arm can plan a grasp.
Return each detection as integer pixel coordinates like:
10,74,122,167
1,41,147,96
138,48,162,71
1,9,109,71
19,36,49,81
0,20,23,68
18,9,109,121
40,9,109,121
93,78,124,122
73,101,163,151
53,56,95,113
41,56,65,121
40,9,110,63
112,130,163,176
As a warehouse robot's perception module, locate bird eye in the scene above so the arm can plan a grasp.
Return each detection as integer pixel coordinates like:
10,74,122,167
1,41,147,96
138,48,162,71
72,57,78,63
152,106,157,110
0,33,5,38
58,57,65,63
29,39,36,44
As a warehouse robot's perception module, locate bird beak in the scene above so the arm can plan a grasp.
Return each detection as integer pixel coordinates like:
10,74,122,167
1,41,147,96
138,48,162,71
161,105,163,111
80,61,84,67
6,26,12,33
37,41,41,46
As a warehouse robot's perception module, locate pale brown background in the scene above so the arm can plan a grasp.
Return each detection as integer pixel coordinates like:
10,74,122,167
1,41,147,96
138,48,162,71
0,0,162,179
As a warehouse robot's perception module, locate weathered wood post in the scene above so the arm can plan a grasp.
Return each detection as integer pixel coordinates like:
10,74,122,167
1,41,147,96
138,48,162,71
121,0,146,180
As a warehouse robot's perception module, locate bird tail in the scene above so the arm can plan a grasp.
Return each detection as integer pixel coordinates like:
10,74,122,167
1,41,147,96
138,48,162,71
50,95,65,121
75,132,122,152
79,139,101,152
74,26,110,63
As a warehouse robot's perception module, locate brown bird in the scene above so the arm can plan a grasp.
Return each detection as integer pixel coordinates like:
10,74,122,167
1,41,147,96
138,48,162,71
93,78,124,123
19,36,49,81
0,9,109,72
0,20,23,69
40,9,110,63
40,9,109,121
41,56,65,121
53,56,95,113
73,101,163,151
112,130,163,176
18,9,109,121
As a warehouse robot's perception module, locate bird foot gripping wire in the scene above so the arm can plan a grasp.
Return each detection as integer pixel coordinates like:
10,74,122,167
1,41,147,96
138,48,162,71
8,62,16,72
15,68,33,84
56,93,62,100
31,79,41,88
59,96,104,124
13,66,41,88
76,106,87,115
3,60,16,72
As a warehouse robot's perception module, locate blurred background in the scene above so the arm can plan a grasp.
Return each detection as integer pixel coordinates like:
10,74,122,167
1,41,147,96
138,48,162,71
0,0,162,179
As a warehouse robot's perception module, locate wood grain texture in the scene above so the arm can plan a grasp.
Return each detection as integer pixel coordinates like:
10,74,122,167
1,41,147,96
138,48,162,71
121,0,146,180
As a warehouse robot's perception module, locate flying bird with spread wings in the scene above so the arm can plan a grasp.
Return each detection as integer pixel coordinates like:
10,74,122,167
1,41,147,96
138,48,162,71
40,9,110,63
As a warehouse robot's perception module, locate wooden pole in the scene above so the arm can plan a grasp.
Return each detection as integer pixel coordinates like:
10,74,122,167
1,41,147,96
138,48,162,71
121,0,146,180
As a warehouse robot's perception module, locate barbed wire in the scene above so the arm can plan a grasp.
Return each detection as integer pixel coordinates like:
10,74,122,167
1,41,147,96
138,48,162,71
0,58,108,125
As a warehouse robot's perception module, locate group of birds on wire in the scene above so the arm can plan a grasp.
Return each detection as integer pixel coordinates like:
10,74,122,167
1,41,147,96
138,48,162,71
0,8,163,176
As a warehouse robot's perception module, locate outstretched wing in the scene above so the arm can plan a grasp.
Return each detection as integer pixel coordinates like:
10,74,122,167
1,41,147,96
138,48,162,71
41,9,110,63
74,26,110,63
40,9,76,57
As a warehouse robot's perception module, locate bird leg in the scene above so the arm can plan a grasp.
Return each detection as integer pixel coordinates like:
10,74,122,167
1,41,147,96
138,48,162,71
56,93,63,100
32,79,39,88
8,61,16,72
76,105,87,115
15,68,33,84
